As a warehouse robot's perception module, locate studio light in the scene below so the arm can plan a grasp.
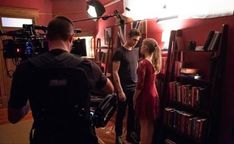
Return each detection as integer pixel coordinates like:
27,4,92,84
87,0,105,18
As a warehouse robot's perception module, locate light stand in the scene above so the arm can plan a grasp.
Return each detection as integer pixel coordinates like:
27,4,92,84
72,14,115,22
72,10,125,26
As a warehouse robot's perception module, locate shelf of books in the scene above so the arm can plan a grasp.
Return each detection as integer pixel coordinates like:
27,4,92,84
163,80,210,143
161,24,228,144
163,74,210,144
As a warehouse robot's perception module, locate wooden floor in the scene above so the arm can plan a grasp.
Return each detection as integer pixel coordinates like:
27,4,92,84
0,108,8,124
96,117,116,144
94,112,128,144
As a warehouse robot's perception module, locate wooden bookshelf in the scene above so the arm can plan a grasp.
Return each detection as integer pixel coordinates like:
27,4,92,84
160,24,228,144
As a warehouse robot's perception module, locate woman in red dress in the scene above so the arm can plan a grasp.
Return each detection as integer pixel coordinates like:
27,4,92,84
133,38,161,144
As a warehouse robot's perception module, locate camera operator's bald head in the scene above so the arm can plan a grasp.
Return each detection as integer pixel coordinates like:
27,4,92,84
47,16,74,41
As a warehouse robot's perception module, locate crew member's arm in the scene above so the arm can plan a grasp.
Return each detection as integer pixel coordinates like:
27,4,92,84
8,104,30,124
112,61,126,102
100,78,114,94
8,63,30,124
86,60,114,95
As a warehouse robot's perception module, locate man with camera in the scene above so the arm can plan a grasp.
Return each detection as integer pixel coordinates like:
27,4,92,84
8,16,114,144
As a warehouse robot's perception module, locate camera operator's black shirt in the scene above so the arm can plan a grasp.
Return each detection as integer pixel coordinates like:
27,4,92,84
9,49,107,109
9,49,107,143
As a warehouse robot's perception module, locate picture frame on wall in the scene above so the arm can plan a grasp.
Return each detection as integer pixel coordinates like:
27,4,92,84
104,27,112,45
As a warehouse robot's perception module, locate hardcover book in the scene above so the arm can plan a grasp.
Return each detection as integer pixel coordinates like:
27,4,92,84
207,31,221,51
203,31,214,51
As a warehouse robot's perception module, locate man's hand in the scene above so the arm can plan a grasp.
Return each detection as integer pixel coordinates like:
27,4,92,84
118,91,126,102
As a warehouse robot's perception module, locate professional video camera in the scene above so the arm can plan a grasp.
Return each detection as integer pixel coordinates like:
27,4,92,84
91,93,118,128
0,24,48,60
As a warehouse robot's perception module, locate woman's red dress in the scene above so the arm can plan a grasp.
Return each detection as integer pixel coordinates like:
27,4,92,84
135,59,160,120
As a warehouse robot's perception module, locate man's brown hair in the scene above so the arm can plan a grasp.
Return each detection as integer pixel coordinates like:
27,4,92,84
128,28,141,38
47,16,74,41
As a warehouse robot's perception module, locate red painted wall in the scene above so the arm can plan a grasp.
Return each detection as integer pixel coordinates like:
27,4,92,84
0,0,53,25
146,19,164,47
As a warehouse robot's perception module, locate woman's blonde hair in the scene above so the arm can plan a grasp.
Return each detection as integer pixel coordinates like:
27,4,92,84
143,38,162,73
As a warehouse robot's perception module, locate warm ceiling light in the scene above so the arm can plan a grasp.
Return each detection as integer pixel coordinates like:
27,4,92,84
87,5,97,17
87,0,105,18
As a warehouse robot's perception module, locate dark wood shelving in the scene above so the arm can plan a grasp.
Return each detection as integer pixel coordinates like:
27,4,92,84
169,101,209,117
164,126,204,144
176,75,211,87
161,24,228,144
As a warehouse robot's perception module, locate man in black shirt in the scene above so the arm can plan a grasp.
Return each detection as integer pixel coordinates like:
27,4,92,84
112,28,141,144
8,16,114,144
